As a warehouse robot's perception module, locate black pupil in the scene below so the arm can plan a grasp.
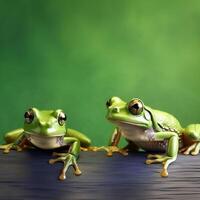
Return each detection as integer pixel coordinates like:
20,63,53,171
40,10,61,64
59,113,66,121
24,111,34,123
133,103,139,110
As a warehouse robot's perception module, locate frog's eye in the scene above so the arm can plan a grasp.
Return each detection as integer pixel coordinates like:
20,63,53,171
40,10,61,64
58,112,67,126
128,99,144,115
106,99,112,107
24,109,34,124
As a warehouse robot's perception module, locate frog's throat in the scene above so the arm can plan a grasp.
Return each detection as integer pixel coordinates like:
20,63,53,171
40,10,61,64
108,118,149,129
24,131,65,137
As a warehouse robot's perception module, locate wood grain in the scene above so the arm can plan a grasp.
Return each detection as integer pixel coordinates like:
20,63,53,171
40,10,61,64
0,150,200,200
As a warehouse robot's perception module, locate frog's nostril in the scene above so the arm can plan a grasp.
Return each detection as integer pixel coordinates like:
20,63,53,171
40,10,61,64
112,107,120,113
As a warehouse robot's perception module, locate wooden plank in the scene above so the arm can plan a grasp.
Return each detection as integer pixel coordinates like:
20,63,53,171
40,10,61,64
0,150,200,200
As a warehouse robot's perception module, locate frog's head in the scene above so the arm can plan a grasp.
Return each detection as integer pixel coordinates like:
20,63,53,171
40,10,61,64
23,108,67,137
106,97,153,129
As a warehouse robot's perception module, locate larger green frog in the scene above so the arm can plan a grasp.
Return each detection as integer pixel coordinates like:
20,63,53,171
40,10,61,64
97,97,200,177
0,108,91,180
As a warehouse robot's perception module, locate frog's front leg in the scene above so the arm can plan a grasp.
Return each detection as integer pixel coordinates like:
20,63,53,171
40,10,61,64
0,129,27,153
89,128,128,156
145,131,179,177
49,137,81,180
65,128,97,152
180,124,200,155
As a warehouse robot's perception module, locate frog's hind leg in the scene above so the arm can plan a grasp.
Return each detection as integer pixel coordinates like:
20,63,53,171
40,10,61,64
146,132,179,177
146,155,169,164
147,154,165,159
181,142,200,155
181,124,200,155
191,142,200,155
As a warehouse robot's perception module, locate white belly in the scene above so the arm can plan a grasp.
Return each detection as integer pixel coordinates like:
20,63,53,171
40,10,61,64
118,122,167,151
120,124,153,142
26,134,65,149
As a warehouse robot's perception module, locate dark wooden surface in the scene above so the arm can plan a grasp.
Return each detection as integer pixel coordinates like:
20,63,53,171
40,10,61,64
0,149,200,200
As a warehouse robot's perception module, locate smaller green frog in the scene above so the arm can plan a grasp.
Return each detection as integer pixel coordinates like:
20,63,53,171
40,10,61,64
95,97,200,177
0,108,91,180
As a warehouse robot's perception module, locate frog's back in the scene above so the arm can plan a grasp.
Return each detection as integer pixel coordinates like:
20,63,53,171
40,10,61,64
149,107,182,133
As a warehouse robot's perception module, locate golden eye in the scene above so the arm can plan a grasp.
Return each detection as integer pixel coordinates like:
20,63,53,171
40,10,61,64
58,112,67,126
24,109,34,124
128,99,144,115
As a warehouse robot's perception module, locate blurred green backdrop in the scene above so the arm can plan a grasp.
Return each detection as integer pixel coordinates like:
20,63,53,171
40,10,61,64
0,0,200,145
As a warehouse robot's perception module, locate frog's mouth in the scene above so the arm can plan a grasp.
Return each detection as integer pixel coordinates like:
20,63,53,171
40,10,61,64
24,131,65,149
108,118,148,129
24,131,65,137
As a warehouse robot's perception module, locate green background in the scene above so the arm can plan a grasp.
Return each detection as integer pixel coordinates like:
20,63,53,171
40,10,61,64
0,0,200,145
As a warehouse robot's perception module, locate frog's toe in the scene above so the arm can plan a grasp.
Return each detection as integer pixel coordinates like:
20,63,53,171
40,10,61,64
107,151,113,157
191,142,200,156
0,143,14,153
147,154,154,159
59,170,66,180
93,146,112,155
179,147,187,153
119,149,129,156
82,146,100,152
90,146,127,157
74,168,82,176
99,146,109,152
145,159,153,165
91,146,101,152
3,149,11,154
49,159,56,164
182,143,196,155
191,152,198,156
147,154,163,159
49,156,64,164
52,152,66,157
73,160,82,176
80,147,89,151
160,169,168,177
110,146,128,156
145,156,167,165
183,151,190,155
191,150,199,156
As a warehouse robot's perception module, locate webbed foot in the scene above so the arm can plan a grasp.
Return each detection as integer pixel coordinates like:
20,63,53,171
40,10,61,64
146,154,168,165
146,154,176,177
87,146,128,156
49,152,81,180
0,143,22,153
80,146,99,152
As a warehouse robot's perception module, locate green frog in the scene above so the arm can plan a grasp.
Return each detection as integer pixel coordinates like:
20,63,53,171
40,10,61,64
96,97,200,177
0,108,91,180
